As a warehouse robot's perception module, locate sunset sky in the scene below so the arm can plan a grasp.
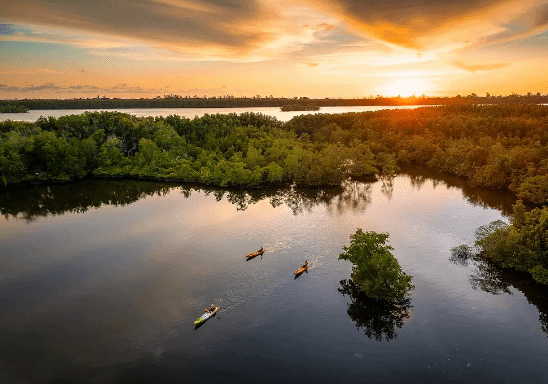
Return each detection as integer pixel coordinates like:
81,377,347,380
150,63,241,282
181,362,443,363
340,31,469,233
2,0,548,99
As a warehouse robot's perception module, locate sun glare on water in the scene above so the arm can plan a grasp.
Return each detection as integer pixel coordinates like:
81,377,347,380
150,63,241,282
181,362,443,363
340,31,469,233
378,77,432,97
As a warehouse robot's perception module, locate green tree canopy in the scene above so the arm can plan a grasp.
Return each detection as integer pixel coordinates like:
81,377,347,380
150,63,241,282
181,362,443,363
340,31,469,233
339,229,414,302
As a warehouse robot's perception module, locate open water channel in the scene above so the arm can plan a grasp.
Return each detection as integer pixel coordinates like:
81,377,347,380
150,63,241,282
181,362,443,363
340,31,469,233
1,166,547,383
0,105,423,123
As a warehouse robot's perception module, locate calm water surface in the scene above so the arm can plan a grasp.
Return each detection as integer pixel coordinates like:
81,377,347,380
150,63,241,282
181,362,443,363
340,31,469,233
1,168,547,383
0,105,424,123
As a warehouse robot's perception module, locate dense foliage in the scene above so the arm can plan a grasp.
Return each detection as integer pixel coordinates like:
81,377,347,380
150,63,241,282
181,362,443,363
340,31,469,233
0,111,392,188
339,229,414,302
283,105,548,204
472,201,548,285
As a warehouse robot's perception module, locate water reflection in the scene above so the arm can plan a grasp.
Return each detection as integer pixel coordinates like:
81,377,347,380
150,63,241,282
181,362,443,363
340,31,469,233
402,165,516,216
206,181,371,215
1,166,517,222
1,180,371,222
450,245,548,336
380,176,394,200
1,179,172,222
2,170,547,383
338,279,413,342
450,245,511,295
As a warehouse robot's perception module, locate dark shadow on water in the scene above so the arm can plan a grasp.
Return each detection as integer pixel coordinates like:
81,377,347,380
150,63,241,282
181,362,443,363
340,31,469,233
450,245,548,336
338,279,413,342
193,321,205,330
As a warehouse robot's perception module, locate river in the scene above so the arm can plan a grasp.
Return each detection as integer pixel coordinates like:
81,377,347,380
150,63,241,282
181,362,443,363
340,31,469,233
0,105,424,123
1,166,547,383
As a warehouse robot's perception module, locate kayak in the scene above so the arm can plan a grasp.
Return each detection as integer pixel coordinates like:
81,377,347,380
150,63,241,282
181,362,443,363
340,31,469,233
246,248,264,259
194,306,220,327
295,261,308,276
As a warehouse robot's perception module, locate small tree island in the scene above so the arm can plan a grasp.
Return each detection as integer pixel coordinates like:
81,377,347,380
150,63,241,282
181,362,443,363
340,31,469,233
280,103,320,111
339,229,414,302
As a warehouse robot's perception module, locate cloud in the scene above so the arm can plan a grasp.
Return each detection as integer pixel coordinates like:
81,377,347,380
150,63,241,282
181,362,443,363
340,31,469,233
3,0,548,67
451,61,510,72
0,82,170,95
313,23,336,32
475,2,548,46
300,0,548,50
0,68,61,75
2,0,278,56
0,82,239,97
0,24,17,36
0,30,134,50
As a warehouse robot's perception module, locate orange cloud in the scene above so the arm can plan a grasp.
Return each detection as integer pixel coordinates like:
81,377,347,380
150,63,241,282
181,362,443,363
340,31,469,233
451,61,510,72
5,0,548,60
300,0,548,51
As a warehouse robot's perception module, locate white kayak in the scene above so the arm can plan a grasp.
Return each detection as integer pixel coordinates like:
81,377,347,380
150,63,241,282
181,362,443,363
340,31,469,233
194,306,220,327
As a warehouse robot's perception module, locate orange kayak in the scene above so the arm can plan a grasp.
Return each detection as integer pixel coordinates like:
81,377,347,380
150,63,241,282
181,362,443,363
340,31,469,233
246,248,264,258
295,261,308,276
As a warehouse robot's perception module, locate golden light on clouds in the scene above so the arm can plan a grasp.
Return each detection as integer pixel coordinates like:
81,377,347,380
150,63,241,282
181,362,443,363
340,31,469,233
1,0,548,98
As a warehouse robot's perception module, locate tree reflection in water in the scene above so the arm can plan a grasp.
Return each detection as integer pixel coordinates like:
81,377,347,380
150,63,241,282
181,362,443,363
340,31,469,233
403,164,515,216
338,279,413,342
0,179,173,222
450,245,548,336
2,165,518,222
380,176,394,200
1,179,373,222
450,245,512,295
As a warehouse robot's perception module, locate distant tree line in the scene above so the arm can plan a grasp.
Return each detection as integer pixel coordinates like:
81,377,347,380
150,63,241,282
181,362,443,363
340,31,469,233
0,104,29,113
1,92,548,110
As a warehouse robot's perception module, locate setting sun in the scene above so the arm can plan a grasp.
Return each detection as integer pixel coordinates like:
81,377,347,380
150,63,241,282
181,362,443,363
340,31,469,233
377,77,432,97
